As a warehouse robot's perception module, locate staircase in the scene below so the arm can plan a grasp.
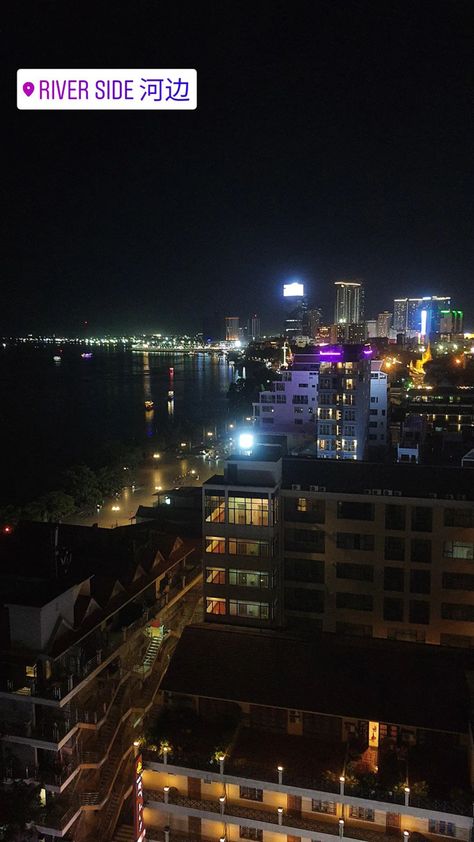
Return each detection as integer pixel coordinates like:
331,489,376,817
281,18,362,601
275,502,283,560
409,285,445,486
112,825,134,842
135,634,163,675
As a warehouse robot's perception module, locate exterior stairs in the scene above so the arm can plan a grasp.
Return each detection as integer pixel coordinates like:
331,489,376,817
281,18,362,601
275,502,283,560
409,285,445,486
112,825,135,842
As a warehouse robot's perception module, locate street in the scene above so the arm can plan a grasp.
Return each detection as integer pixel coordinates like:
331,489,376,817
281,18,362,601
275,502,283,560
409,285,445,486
65,451,223,528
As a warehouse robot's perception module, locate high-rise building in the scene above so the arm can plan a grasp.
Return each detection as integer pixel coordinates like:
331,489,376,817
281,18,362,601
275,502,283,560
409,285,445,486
225,316,240,341
393,296,452,335
440,308,464,336
283,281,308,338
377,311,392,336
248,314,261,341
307,307,322,337
203,443,283,628
334,280,364,324
316,344,371,460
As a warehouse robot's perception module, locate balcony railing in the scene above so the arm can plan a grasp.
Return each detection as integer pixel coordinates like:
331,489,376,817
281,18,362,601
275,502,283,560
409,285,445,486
142,753,473,818
2,564,201,702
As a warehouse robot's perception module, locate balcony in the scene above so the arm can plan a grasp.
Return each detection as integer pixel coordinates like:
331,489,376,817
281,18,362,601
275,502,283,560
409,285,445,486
144,787,404,842
142,717,473,819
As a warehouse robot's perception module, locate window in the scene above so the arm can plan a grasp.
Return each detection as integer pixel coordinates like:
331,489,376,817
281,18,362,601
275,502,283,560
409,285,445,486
312,800,336,814
337,501,375,521
384,597,403,621
336,592,373,611
442,603,474,622
239,786,263,802
440,633,474,648
205,537,225,554
229,600,270,619
206,597,226,615
336,563,373,582
228,495,269,527
229,569,270,588
410,570,431,594
293,394,308,404
204,493,225,523
284,528,325,553
285,558,324,583
384,567,404,591
206,567,225,584
411,506,433,532
286,498,325,523
385,505,406,530
228,538,270,557
240,828,262,841
443,572,474,591
349,806,374,821
444,541,474,560
411,539,431,563
428,820,456,837
444,508,474,528
409,600,430,624
385,536,405,561
25,665,37,678
336,532,375,551
285,587,324,613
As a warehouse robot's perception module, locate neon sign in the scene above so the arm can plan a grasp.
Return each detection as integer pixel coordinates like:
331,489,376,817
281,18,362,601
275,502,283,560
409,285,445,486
134,753,146,842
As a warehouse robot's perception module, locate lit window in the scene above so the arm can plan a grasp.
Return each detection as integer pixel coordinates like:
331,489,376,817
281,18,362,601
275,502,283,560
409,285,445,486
297,497,308,512
228,538,270,557
228,496,269,527
205,537,226,554
443,541,474,560
25,665,37,679
206,567,225,584
229,569,270,588
204,493,225,523
229,600,270,619
206,597,226,615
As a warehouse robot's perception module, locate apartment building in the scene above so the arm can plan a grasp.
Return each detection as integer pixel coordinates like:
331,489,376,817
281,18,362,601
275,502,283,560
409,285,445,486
203,446,283,629
0,521,201,841
203,447,474,646
315,346,372,461
140,624,474,842
252,349,384,460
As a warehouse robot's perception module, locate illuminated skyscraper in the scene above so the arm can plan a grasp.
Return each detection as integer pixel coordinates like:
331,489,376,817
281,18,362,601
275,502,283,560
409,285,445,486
283,281,308,337
334,280,364,324
393,296,452,334
248,314,261,340
225,316,240,341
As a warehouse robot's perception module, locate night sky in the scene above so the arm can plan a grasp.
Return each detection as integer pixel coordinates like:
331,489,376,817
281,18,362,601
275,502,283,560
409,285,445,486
4,1,474,334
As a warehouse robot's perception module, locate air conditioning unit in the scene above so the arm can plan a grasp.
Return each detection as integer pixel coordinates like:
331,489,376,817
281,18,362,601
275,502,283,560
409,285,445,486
372,489,382,495
445,494,455,500
310,484,326,492
383,489,393,496
291,484,301,491
393,490,402,497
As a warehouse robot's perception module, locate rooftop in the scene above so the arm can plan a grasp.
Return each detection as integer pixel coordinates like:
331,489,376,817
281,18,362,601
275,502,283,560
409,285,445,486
282,457,474,500
161,624,472,734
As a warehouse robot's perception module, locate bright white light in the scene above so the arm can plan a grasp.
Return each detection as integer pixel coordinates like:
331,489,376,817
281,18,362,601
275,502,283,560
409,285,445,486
239,433,254,450
421,309,427,336
283,281,304,297
153,452,161,459
111,505,120,511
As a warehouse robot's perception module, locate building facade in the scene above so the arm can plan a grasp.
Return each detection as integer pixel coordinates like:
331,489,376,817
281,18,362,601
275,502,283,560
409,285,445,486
203,447,284,629
316,346,371,460
203,449,474,646
334,281,364,325
226,317,240,342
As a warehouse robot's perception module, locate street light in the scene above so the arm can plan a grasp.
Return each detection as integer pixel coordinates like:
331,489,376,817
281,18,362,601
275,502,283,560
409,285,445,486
339,819,344,839
277,765,283,785
219,795,226,816
277,807,283,826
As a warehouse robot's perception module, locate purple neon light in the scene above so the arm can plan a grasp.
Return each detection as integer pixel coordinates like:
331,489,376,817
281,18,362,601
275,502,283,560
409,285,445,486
363,348,373,356
320,350,342,357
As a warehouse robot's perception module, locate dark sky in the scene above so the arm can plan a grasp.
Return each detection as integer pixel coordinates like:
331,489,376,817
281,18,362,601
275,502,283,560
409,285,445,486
3,0,474,334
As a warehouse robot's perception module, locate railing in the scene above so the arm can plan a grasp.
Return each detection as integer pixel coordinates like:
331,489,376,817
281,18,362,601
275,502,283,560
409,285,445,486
2,567,201,702
142,753,473,818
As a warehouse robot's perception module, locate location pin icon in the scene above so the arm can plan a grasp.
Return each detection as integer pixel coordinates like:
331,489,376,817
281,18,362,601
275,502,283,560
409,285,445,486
23,81,34,97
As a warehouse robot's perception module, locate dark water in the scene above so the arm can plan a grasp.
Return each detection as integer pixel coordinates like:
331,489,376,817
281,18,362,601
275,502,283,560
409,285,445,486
0,346,235,506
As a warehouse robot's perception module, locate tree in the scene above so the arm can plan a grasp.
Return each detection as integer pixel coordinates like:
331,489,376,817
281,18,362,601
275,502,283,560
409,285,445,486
64,465,103,510
34,491,76,522
0,782,42,840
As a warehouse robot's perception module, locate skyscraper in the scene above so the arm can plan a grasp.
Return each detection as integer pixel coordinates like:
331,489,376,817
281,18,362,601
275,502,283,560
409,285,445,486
334,280,364,324
376,311,392,337
225,316,240,341
307,307,323,337
283,281,308,338
248,314,261,340
393,296,452,335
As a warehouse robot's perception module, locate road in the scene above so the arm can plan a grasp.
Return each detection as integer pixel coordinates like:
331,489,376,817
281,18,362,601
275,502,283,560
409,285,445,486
65,451,223,529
